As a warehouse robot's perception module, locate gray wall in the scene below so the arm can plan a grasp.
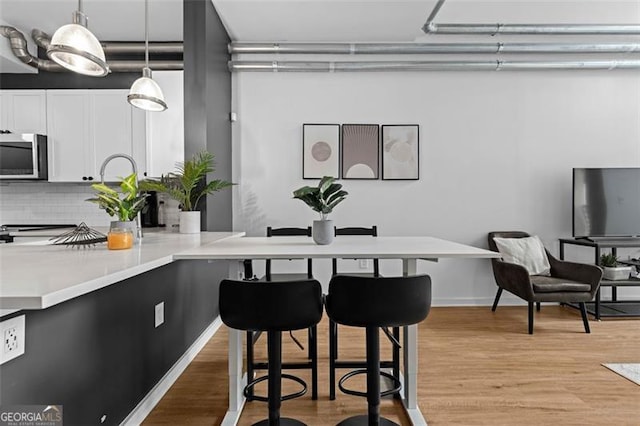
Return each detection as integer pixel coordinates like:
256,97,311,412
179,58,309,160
184,0,233,232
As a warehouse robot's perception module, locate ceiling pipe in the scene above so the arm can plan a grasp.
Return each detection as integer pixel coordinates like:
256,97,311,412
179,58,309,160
31,29,182,54
1,26,183,72
423,23,640,35
229,42,640,55
422,0,447,34
229,59,640,72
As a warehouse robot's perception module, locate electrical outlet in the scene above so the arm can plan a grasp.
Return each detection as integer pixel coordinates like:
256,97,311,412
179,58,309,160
155,302,164,328
358,259,370,269
1,314,25,365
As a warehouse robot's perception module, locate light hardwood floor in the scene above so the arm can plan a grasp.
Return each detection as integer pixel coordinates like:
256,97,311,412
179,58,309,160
143,306,640,425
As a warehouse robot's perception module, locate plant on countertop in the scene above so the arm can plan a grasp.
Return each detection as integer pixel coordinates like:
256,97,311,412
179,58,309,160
292,176,348,220
600,253,620,268
139,150,233,211
86,172,147,222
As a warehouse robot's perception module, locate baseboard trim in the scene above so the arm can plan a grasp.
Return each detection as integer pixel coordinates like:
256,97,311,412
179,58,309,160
433,293,526,307
120,316,223,426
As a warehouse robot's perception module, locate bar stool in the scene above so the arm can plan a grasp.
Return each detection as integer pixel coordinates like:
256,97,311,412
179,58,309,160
220,278,323,426
325,275,432,426
243,226,319,400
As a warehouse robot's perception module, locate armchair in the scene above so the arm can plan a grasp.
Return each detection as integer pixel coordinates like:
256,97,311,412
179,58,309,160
488,231,603,334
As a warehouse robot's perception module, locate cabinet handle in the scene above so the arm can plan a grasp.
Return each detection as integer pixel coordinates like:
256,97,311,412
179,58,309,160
82,176,87,181
88,176,94,181
144,172,147,177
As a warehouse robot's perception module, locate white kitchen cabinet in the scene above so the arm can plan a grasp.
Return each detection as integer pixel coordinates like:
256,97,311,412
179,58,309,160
46,90,92,182
47,90,146,182
0,90,47,135
145,70,184,177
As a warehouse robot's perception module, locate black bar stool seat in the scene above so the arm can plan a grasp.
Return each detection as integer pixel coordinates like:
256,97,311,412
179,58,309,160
220,279,323,426
325,274,432,426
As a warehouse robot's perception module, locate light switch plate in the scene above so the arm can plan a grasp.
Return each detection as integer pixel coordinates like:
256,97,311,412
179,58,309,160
155,302,164,328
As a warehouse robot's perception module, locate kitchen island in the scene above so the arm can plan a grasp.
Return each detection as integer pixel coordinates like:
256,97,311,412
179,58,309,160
0,230,243,311
0,230,243,426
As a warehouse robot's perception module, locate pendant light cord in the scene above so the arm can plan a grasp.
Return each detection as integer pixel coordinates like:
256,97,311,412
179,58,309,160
78,0,83,13
145,0,149,67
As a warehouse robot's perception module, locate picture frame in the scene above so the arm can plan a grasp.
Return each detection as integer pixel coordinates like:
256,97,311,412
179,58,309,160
341,124,380,180
381,124,419,180
302,124,341,179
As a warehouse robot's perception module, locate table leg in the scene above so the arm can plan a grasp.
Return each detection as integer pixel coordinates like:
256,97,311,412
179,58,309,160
401,258,428,425
222,261,247,426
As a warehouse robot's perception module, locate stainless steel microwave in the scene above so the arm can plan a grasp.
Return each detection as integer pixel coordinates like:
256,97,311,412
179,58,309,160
0,133,48,180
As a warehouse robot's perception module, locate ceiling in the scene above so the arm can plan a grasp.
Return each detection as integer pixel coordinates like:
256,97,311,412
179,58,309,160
0,0,639,73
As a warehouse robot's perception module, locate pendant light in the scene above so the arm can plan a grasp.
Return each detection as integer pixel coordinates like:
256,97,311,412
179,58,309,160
127,0,167,112
47,0,109,77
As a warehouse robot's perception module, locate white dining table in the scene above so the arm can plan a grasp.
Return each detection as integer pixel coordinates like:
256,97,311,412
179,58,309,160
175,235,499,426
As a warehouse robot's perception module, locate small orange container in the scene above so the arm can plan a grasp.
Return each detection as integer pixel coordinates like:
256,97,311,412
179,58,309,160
107,228,134,250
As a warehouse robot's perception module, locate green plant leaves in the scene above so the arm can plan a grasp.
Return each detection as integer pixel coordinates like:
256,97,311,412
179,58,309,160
86,172,147,221
292,176,348,219
139,150,233,211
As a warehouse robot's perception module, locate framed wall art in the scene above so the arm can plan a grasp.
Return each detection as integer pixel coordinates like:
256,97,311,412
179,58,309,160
341,124,379,179
381,124,419,180
302,124,340,179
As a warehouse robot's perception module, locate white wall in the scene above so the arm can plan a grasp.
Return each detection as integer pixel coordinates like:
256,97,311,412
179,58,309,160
232,69,640,305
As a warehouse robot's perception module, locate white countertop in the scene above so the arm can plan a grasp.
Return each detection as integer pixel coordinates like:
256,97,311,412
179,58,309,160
175,235,499,261
0,231,244,311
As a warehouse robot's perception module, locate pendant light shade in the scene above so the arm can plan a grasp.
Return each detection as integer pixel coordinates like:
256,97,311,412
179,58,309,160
127,0,167,112
47,6,109,77
128,67,168,111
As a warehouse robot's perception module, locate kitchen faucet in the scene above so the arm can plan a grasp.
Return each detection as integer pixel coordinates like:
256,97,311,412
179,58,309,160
99,153,143,239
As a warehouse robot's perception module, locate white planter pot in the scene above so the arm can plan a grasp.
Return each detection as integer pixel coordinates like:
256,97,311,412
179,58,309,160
110,220,138,243
603,266,632,281
312,219,334,245
179,211,201,234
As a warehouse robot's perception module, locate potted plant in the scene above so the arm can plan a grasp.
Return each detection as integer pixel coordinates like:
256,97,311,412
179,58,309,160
293,176,348,245
86,172,147,241
140,151,233,233
600,253,632,280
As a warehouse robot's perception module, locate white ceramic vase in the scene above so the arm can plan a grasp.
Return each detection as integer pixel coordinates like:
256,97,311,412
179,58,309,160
312,219,334,245
179,211,201,234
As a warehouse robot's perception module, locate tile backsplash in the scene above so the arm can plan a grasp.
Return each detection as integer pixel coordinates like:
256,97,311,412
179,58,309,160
0,182,180,227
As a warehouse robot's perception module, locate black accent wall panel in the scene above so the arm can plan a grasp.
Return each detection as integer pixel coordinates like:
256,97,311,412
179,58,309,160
184,0,232,232
0,70,139,90
0,259,227,426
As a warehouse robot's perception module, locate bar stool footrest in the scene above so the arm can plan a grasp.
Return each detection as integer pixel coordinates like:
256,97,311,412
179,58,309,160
253,417,308,426
337,415,399,426
338,369,402,398
244,373,307,402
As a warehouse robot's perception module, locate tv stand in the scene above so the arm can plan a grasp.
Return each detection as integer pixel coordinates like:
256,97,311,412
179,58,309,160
559,238,640,319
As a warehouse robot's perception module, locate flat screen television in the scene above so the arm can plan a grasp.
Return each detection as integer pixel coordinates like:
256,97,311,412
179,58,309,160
573,168,640,238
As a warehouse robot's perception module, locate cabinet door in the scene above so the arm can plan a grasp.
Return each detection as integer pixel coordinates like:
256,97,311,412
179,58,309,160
0,90,47,134
146,71,184,177
91,91,143,182
46,90,92,182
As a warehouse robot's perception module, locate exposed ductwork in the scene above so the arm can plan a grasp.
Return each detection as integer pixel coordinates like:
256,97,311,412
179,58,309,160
229,59,640,72
229,42,640,55
1,26,183,73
